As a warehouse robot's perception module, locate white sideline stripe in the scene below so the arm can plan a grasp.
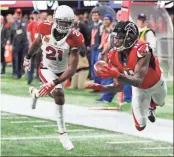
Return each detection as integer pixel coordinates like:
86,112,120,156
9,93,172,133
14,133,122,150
10,120,48,124
140,147,173,150
108,141,153,144
33,125,93,132
2,116,28,119
33,124,69,128
1,134,119,140
1,113,12,116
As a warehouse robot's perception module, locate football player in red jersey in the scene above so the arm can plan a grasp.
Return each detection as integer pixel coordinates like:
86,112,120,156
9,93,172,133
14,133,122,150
86,21,167,131
23,5,84,150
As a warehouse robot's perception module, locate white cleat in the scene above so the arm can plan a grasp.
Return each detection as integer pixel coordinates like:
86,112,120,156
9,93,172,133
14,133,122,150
29,87,38,109
59,133,74,150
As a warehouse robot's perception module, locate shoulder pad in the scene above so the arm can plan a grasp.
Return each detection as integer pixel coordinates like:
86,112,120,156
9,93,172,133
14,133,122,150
37,21,52,36
67,29,84,49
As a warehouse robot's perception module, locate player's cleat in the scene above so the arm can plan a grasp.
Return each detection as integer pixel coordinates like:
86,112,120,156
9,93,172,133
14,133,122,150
29,87,38,109
59,133,74,150
148,108,156,123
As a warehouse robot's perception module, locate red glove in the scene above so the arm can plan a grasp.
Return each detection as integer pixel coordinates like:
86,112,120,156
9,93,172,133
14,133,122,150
38,81,55,97
99,64,121,79
85,83,105,92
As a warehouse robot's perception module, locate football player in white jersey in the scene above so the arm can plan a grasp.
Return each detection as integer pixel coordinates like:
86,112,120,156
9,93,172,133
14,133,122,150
23,5,84,150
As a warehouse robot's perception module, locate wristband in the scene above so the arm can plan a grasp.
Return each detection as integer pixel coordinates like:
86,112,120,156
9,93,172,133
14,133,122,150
53,78,61,85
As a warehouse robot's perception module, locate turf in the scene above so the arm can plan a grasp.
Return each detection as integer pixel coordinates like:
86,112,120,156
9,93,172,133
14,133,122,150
1,112,173,156
1,72,173,120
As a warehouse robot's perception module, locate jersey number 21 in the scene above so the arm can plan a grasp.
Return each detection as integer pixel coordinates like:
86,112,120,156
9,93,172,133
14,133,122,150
46,46,63,61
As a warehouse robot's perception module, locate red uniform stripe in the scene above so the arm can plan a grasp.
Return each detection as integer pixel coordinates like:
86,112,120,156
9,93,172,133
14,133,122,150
132,108,140,127
132,108,146,131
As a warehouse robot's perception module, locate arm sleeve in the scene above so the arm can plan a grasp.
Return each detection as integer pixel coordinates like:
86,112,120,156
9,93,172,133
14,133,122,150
69,32,84,50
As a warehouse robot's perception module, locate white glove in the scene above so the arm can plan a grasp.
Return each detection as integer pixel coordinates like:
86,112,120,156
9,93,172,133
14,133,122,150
23,57,31,72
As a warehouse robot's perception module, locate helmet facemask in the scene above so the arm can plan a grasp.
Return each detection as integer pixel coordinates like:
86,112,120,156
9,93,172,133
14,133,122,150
54,18,74,34
110,32,126,52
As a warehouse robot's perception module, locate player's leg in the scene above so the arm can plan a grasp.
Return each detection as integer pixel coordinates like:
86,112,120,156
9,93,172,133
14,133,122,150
148,78,167,122
29,67,48,109
132,87,151,131
36,68,74,150
51,88,74,150
29,67,55,109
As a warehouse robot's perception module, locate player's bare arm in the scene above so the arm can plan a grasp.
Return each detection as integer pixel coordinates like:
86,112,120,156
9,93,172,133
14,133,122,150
85,78,124,93
26,34,42,58
105,79,124,92
53,48,79,85
23,34,42,71
118,51,151,87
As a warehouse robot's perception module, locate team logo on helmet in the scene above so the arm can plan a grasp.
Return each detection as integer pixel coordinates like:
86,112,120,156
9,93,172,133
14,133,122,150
125,22,138,35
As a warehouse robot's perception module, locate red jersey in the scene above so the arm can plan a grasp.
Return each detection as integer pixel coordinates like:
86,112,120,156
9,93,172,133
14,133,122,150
108,40,161,89
27,21,39,42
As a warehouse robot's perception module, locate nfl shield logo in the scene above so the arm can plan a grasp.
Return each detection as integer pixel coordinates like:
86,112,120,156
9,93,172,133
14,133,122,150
44,36,50,42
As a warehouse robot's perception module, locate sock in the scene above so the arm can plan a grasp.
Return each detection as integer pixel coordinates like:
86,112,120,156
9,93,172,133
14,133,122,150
55,105,66,134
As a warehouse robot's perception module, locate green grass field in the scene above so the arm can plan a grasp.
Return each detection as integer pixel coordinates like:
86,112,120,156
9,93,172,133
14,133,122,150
1,71,173,119
1,68,173,156
1,112,173,156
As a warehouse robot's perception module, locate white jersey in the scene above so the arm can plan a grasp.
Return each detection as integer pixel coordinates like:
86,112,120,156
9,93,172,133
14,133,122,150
41,34,70,73
38,21,84,74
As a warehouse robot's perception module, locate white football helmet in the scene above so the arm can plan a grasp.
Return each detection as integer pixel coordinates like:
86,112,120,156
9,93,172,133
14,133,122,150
53,5,75,34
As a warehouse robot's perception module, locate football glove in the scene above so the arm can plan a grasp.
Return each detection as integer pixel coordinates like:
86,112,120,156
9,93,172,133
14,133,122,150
38,81,55,97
